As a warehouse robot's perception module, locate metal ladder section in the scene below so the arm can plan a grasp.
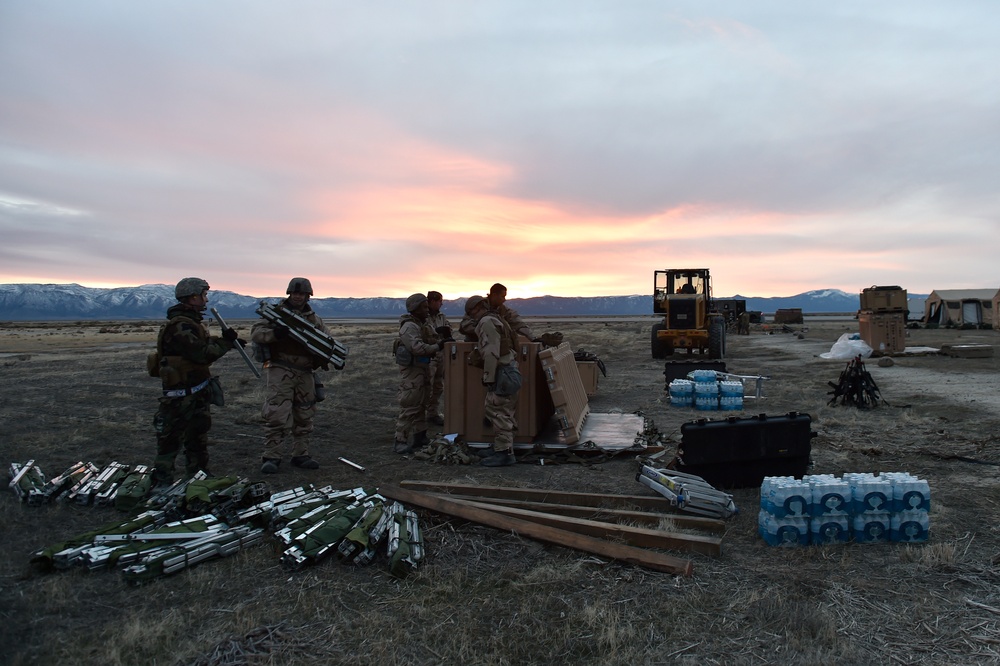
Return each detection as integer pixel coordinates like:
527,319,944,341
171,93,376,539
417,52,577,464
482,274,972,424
636,465,738,519
256,301,349,370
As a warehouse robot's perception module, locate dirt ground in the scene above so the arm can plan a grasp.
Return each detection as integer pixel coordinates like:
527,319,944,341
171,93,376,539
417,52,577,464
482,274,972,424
1,318,999,665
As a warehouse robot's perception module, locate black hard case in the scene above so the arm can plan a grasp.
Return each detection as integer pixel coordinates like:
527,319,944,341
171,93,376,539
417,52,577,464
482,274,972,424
675,412,815,488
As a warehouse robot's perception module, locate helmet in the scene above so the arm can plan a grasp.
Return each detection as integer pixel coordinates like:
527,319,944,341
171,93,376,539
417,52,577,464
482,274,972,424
465,295,487,315
286,277,313,295
405,293,427,313
175,277,210,301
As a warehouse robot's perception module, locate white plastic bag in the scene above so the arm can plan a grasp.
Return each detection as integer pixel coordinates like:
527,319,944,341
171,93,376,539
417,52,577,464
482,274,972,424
820,333,873,360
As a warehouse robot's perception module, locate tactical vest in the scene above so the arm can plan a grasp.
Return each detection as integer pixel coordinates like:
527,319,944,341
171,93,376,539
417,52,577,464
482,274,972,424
393,315,436,366
156,315,211,389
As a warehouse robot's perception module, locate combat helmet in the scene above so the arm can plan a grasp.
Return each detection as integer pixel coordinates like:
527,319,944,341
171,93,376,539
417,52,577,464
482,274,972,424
286,277,313,295
175,277,210,301
464,294,487,315
405,293,427,313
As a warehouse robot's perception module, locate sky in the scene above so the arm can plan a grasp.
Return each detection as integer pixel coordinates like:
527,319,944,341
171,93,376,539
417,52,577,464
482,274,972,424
1,1,998,299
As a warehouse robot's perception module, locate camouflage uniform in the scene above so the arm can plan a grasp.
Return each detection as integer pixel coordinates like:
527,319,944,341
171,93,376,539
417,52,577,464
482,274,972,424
460,301,533,342
475,308,520,454
251,299,331,465
425,306,452,423
153,303,232,483
394,309,441,450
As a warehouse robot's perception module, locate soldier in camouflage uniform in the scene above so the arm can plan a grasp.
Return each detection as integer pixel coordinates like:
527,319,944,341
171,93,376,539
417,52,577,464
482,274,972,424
424,290,453,427
394,293,452,454
152,277,239,485
464,295,520,467
251,278,330,474
460,283,535,342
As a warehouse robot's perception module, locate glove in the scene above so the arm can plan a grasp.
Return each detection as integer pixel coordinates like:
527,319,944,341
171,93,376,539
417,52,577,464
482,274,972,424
437,339,450,350
273,324,290,340
235,338,247,348
222,327,239,342
539,332,564,347
435,326,454,340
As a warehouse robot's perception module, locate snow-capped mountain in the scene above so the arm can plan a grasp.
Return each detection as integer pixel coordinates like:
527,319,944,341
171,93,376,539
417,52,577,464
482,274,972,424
0,284,907,321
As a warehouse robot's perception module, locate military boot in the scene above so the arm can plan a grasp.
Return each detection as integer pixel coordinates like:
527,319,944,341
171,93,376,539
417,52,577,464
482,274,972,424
291,455,319,470
412,430,430,450
260,458,280,474
480,449,516,467
394,438,413,454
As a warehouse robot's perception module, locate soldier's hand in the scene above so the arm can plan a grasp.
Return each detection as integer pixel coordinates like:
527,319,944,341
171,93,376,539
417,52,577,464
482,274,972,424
437,339,450,350
235,338,247,348
222,327,239,342
435,326,453,339
273,324,291,340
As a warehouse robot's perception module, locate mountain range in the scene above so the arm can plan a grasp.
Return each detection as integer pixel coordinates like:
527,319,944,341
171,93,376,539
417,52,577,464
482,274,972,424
0,283,922,321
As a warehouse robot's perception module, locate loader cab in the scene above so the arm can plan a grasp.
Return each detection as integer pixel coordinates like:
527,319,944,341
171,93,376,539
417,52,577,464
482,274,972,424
651,268,725,359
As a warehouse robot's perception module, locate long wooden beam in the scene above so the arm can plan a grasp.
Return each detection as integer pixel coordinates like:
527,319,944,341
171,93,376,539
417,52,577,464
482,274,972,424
380,485,694,576
444,496,722,556
398,480,680,511
423,494,726,534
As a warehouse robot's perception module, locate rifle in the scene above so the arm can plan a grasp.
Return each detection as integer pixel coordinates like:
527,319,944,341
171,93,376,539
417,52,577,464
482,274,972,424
210,307,261,378
255,301,348,370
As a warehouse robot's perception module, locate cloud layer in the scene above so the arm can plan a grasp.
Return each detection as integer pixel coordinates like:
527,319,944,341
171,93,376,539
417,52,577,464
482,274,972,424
1,1,998,298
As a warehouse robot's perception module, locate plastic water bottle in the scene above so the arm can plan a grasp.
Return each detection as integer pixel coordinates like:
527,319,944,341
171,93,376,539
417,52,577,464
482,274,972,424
810,477,850,518
892,475,931,513
853,512,891,543
850,473,891,514
689,369,718,383
760,512,810,547
718,381,743,411
694,381,719,411
811,514,850,544
890,510,930,543
668,379,694,407
769,478,810,518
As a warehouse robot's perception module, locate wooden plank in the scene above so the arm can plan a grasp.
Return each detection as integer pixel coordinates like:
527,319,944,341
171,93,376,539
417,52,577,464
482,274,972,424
445,496,722,556
380,485,694,576
398,480,678,511
424,494,726,534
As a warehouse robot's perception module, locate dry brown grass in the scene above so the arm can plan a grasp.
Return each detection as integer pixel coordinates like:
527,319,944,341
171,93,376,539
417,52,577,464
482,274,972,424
2,318,1000,664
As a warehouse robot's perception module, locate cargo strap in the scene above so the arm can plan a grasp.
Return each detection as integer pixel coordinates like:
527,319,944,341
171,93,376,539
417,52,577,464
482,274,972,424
162,378,210,398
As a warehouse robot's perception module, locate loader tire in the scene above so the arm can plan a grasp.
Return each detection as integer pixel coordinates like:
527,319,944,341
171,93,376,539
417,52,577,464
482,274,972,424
708,320,725,359
651,324,668,359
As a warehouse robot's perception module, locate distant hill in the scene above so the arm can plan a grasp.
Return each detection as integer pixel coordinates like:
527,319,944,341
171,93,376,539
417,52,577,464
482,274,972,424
0,284,923,321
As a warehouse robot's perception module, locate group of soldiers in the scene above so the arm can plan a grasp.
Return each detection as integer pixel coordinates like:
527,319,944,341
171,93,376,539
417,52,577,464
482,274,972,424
152,279,549,484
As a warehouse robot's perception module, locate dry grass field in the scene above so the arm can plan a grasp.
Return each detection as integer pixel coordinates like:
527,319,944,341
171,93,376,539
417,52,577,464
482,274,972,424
2,317,1000,665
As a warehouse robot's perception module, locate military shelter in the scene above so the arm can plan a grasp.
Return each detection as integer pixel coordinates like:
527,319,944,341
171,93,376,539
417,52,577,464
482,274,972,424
923,289,996,326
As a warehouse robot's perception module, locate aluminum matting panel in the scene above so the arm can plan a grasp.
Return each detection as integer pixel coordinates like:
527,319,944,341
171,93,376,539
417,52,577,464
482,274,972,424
538,342,590,444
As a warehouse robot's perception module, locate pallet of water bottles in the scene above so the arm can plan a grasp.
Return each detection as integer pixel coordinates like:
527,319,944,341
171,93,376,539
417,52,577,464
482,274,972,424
668,370,745,411
757,472,930,546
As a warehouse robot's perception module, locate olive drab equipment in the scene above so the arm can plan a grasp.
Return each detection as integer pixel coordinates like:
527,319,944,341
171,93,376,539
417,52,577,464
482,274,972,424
255,301,348,370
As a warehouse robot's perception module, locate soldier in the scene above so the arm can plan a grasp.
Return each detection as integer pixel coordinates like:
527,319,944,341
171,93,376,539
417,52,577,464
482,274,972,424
251,277,329,474
424,290,452,427
394,293,452,454
738,310,751,335
152,277,240,485
464,295,521,467
461,283,563,347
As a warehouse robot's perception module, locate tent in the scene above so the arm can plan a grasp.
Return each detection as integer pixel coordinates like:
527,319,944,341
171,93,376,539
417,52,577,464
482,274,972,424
994,290,1000,330
923,289,996,326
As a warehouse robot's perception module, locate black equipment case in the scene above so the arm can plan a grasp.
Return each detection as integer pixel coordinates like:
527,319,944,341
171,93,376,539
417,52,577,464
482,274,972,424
675,412,815,488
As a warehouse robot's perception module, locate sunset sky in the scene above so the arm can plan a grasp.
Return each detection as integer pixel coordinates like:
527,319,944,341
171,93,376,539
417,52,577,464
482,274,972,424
1,2,998,299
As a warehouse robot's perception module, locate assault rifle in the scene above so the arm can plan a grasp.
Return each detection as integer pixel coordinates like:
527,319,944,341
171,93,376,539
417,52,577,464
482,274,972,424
255,301,348,370
210,307,261,378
